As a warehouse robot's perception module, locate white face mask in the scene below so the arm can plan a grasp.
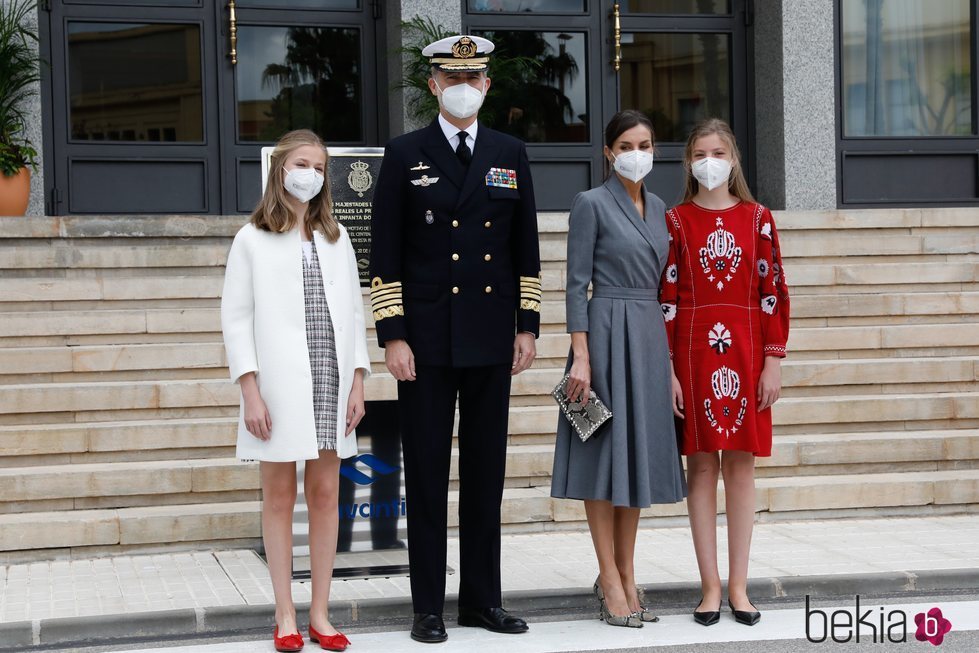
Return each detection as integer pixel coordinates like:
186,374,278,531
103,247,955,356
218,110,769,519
611,149,654,183
434,78,486,119
691,156,732,191
283,167,324,203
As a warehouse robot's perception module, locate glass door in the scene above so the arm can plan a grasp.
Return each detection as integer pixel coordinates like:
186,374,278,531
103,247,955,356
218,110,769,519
607,0,750,205
217,1,383,213
464,0,749,208
43,1,382,214
45,1,222,214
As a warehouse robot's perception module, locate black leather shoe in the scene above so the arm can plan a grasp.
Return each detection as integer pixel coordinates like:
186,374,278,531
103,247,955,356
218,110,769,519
693,597,720,626
411,613,448,643
457,607,529,634
728,597,761,626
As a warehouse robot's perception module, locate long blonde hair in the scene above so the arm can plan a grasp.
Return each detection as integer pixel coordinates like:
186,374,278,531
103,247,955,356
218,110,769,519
251,129,340,243
681,119,755,205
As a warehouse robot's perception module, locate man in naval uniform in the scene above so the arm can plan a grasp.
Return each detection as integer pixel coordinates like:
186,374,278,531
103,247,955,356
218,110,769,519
369,34,541,643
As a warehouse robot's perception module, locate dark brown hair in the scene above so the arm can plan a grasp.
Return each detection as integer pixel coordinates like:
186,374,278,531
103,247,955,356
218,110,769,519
251,129,340,243
681,118,755,204
604,109,655,149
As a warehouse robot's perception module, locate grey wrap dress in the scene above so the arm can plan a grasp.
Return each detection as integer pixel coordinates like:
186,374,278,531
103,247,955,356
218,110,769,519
550,174,687,508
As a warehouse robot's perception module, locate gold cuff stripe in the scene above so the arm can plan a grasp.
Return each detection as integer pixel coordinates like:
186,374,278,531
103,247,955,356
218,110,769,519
520,287,542,296
370,277,402,291
519,282,542,290
373,306,405,321
519,275,542,284
520,299,541,312
370,286,401,300
370,287,402,295
372,298,403,312
371,293,402,307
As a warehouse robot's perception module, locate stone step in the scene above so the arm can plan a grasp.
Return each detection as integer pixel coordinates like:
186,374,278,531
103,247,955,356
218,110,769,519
787,262,978,288
0,418,238,458
3,466,978,554
3,352,976,417
4,321,976,384
4,428,977,505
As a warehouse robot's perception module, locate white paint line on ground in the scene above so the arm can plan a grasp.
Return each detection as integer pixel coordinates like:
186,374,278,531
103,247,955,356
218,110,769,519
124,600,979,653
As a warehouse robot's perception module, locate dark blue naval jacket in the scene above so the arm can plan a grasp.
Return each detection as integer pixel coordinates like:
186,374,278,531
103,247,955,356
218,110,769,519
369,119,541,367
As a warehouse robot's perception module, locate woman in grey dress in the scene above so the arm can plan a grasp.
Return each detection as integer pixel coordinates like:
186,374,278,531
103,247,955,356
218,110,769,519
551,111,686,627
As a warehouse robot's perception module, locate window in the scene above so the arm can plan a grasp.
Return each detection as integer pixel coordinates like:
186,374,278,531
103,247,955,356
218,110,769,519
836,0,979,206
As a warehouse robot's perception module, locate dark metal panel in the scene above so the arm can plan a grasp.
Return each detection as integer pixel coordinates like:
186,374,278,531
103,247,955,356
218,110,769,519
68,159,209,213
841,152,979,204
529,161,592,211
237,157,262,214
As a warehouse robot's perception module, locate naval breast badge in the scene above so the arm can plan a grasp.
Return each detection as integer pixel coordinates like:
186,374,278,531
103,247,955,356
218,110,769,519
411,174,440,187
425,210,434,224
410,161,431,171
485,167,518,189
347,160,373,197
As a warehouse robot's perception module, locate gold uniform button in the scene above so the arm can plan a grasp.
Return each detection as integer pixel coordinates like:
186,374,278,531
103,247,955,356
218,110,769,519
484,220,492,228
485,286,493,294
484,254,492,262
452,253,460,261
452,286,460,294
452,220,459,228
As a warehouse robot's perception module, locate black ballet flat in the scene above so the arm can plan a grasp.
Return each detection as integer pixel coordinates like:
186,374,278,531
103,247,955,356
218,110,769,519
693,597,720,626
728,597,761,626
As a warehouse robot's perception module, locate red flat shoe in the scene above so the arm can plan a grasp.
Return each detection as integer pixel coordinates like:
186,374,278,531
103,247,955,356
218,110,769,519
274,625,305,652
309,624,350,651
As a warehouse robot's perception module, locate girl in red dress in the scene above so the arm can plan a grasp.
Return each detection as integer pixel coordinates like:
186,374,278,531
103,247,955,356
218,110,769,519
659,119,789,627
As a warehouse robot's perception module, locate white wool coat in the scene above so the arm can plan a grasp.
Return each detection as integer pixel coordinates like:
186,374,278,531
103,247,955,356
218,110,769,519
221,223,370,461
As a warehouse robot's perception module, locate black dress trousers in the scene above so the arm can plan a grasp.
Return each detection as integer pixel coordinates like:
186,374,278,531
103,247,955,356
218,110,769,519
397,363,511,614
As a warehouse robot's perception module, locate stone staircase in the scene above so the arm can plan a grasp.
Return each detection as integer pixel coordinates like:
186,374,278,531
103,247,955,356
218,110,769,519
0,209,977,561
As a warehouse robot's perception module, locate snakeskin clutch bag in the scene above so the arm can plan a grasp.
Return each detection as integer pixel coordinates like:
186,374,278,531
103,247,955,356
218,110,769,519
552,372,612,442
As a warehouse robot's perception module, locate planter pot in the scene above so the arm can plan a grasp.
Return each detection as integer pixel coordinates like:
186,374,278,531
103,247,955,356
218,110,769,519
0,167,31,216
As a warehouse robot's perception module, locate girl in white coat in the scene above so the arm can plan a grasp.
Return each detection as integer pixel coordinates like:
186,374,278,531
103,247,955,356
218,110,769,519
222,129,370,653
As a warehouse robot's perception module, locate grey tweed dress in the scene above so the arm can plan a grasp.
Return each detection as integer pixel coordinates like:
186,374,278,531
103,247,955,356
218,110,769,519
303,239,339,451
550,174,687,508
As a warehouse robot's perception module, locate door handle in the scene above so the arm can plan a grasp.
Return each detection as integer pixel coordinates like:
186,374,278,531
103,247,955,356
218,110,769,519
612,3,621,71
227,0,238,65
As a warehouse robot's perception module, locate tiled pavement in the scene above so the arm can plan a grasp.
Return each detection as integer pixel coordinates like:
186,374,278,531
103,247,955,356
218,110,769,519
2,514,978,624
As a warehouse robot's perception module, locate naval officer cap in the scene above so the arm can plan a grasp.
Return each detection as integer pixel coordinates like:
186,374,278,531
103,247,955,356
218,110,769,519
423,35,495,72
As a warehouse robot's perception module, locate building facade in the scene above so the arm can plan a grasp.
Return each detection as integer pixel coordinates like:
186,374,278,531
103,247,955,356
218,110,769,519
12,0,979,215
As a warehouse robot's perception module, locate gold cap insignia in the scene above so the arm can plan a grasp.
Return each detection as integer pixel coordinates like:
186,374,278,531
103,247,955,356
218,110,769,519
452,36,477,59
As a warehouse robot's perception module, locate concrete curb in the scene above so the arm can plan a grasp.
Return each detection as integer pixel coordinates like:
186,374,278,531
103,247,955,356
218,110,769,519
3,567,977,650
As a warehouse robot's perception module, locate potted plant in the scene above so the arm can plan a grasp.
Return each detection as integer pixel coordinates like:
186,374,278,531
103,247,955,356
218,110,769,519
0,0,40,216
397,17,541,133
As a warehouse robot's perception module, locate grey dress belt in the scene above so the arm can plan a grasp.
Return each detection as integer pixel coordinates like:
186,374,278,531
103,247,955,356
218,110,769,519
591,286,658,301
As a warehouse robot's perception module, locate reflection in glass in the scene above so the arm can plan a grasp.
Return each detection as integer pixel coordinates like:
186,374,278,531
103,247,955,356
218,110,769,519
842,0,972,137
469,0,584,11
621,0,728,13
619,33,730,142
237,0,358,8
68,23,203,142
237,26,362,143
475,31,588,142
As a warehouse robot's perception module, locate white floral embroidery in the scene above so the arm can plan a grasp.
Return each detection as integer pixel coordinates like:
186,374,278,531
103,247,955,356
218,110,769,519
708,322,732,354
760,222,772,240
761,294,777,315
665,264,678,284
757,258,770,278
710,366,740,400
661,303,677,322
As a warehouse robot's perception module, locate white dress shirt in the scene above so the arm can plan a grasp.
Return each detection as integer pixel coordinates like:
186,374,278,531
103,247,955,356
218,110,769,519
438,113,478,154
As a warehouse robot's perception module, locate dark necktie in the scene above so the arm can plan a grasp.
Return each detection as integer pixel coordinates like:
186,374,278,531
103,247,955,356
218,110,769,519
455,131,472,165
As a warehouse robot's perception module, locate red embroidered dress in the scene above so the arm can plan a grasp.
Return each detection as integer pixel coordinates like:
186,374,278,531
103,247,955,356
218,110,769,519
660,202,790,456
